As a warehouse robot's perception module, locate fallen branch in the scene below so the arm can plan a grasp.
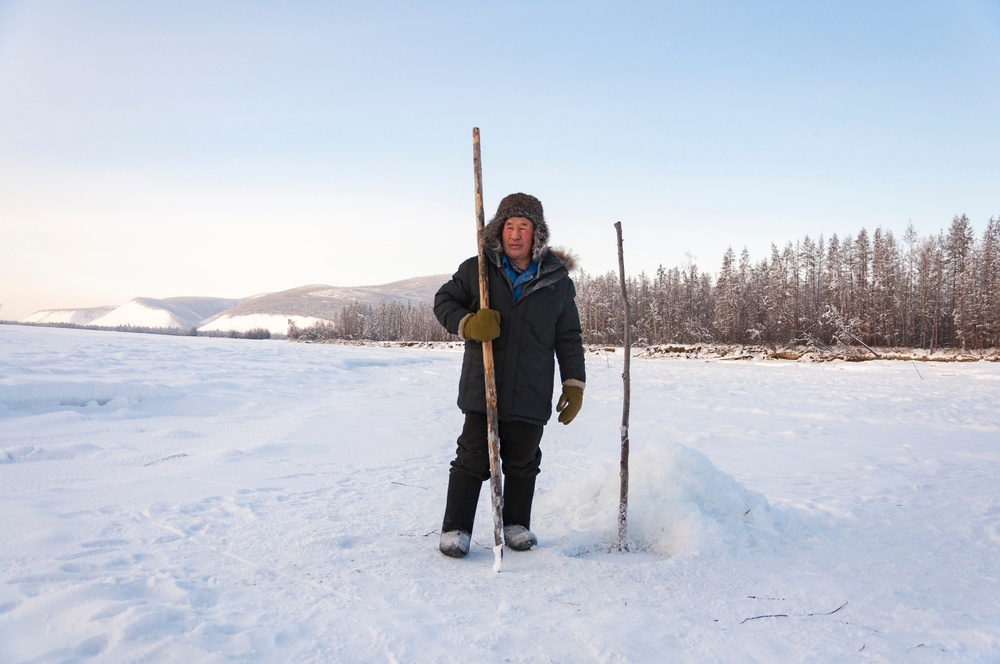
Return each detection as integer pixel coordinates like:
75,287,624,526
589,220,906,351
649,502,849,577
846,332,881,358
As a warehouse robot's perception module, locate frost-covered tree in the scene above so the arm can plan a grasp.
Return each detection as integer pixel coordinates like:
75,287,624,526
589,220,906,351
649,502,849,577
280,215,998,350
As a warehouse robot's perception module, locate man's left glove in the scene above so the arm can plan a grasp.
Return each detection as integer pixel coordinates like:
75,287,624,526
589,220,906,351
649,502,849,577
556,380,585,425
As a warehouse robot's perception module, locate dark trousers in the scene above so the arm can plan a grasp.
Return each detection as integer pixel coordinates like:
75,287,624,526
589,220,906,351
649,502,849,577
442,412,544,533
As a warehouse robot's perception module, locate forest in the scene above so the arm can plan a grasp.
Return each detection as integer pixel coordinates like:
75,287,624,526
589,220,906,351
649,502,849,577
293,214,999,352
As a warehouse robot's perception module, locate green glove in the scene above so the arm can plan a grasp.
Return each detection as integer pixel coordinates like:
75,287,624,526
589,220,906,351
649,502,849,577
461,308,501,342
556,383,584,425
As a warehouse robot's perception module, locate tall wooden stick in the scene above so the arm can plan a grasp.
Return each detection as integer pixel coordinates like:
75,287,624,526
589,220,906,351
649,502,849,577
473,127,505,571
615,221,631,552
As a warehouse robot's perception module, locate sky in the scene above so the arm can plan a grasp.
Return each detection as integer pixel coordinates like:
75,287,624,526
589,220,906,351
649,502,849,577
2,0,999,320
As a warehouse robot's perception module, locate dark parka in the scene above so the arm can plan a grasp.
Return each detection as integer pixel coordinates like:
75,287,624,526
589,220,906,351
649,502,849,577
434,247,586,425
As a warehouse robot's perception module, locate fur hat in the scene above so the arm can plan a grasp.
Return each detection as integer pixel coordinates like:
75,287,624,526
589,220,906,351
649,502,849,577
483,192,550,262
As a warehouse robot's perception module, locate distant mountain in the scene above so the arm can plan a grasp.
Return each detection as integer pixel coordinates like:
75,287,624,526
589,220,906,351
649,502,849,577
89,297,243,330
199,276,448,335
22,276,450,336
23,305,117,326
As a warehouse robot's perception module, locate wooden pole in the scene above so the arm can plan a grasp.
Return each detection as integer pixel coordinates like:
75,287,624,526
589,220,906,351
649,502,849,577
473,127,505,571
615,221,631,552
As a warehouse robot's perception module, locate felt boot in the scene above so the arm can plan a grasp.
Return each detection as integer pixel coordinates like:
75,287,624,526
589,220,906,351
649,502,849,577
439,472,482,558
502,474,537,550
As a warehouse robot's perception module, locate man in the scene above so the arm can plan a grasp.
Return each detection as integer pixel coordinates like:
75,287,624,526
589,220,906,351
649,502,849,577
434,192,586,558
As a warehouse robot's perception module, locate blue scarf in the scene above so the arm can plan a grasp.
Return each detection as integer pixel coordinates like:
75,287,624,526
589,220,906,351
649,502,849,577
501,255,539,303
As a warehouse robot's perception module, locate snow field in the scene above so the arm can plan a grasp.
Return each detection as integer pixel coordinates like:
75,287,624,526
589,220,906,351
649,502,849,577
1,325,999,662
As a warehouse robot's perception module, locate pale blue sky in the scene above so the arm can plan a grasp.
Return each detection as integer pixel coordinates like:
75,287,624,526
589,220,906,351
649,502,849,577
2,1,999,319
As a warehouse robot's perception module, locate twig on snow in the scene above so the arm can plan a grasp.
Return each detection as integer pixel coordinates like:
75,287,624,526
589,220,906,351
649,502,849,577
740,613,789,623
741,601,847,624
391,481,428,489
808,601,848,617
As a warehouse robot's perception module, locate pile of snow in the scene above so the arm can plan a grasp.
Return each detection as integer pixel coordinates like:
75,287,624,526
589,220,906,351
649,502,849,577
551,443,774,557
1,325,998,661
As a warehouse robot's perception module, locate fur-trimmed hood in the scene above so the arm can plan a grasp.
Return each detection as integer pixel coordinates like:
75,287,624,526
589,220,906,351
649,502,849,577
484,245,578,276
548,247,578,272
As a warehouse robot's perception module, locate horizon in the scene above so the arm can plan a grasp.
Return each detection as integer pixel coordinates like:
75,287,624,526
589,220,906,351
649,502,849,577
3,1,999,320
4,212,998,320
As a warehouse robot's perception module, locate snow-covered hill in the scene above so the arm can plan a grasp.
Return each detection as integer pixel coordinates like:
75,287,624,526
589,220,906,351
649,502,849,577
89,297,242,330
21,275,449,335
22,305,116,326
198,276,447,335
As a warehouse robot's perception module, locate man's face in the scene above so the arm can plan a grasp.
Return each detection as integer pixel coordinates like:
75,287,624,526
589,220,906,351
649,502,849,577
502,216,534,268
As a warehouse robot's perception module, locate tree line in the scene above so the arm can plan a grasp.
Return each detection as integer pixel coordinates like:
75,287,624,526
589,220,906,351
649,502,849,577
10,214,996,350
576,214,1000,350
13,215,994,350
3,320,273,339
288,300,453,343
294,214,998,351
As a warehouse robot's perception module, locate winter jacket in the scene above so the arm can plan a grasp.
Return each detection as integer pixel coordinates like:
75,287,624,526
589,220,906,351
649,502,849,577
434,248,586,425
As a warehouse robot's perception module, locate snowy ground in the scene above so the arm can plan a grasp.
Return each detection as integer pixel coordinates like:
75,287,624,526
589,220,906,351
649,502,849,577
1,325,998,663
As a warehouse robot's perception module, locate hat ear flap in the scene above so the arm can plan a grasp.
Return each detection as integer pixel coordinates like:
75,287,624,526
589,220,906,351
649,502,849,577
483,217,505,253
532,220,550,262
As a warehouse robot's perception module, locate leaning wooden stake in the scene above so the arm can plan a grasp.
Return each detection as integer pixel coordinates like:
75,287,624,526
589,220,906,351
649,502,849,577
473,127,505,572
614,221,631,552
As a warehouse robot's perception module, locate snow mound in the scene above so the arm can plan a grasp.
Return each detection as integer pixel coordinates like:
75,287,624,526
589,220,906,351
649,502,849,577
0,381,177,413
549,443,775,557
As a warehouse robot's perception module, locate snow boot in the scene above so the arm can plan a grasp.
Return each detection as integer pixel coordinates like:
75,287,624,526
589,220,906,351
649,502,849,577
439,530,471,558
502,474,536,530
502,474,538,550
503,525,538,551
440,472,482,558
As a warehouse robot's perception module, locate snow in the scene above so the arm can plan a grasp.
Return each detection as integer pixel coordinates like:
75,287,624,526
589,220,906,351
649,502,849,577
89,300,192,329
197,314,322,336
16,277,447,336
1,325,999,662
87,297,241,330
22,307,115,326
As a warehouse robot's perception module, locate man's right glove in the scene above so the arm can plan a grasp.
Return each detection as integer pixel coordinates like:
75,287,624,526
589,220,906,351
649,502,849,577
460,308,501,342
